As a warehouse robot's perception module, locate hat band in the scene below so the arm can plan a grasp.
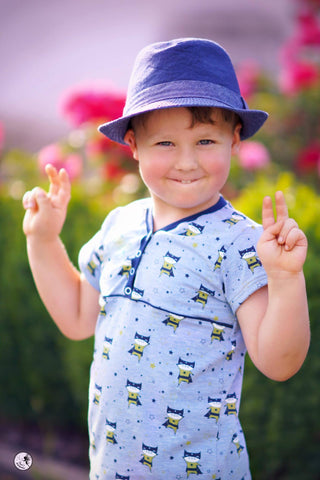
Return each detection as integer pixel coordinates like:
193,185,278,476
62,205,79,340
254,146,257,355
124,80,245,115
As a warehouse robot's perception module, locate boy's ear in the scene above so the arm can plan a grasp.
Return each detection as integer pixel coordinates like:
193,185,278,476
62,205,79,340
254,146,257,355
124,129,139,160
231,123,242,156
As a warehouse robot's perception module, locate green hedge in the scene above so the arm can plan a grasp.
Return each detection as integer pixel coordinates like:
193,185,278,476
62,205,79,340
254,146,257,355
0,191,105,431
233,173,320,480
0,172,319,478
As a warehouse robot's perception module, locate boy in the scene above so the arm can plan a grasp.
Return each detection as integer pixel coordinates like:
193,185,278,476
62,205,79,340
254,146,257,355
23,38,310,479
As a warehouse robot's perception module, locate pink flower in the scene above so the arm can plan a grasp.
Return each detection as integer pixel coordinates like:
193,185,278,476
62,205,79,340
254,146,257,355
60,85,126,127
38,144,83,181
279,59,319,95
63,153,83,180
296,11,320,46
238,141,270,170
280,11,320,60
38,144,64,171
279,8,320,95
236,61,261,99
296,141,320,173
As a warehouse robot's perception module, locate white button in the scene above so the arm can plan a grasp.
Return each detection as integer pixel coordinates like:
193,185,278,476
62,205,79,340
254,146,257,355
124,286,132,295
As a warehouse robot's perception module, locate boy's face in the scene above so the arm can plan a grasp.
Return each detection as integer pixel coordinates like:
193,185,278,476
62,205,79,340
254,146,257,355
125,107,241,225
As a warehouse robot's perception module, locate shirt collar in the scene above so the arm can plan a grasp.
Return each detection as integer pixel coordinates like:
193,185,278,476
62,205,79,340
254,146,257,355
147,195,227,233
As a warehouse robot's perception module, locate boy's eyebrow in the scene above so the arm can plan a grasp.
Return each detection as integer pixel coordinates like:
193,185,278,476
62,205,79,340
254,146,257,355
187,121,226,135
149,122,221,139
148,133,174,143
189,120,219,130
189,118,218,129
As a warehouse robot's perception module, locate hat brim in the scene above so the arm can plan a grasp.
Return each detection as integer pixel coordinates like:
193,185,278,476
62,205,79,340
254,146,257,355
98,98,268,144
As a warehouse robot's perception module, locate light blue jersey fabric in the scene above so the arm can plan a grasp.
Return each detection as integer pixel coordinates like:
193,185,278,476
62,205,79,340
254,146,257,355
79,196,268,480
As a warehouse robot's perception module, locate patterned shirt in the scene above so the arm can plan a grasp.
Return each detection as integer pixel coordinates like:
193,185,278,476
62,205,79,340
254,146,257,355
79,196,268,480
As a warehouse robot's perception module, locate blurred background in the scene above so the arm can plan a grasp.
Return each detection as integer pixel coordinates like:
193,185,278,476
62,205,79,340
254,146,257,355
1,0,320,479
2,0,293,152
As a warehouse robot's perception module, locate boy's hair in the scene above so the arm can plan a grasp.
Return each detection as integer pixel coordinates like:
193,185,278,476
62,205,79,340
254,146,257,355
129,107,241,134
187,107,241,130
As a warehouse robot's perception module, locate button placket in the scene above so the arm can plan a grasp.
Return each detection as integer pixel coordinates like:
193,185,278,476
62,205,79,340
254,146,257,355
124,233,152,297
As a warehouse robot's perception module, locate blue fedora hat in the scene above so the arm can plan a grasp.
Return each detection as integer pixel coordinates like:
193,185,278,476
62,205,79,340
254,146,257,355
99,38,268,143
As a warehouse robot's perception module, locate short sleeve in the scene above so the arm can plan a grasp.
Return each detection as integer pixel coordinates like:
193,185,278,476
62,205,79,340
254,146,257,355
78,219,108,292
222,223,268,315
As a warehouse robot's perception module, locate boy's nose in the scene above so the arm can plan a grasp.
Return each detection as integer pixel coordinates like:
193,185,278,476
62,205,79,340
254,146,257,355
174,148,198,170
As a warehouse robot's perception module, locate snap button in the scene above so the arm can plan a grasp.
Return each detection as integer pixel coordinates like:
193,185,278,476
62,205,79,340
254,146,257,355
124,286,132,295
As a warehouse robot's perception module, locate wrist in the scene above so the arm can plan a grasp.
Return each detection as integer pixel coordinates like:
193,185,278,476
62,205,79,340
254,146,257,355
266,269,306,290
26,232,61,251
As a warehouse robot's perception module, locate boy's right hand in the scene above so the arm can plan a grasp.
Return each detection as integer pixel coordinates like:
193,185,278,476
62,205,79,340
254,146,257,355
23,164,71,241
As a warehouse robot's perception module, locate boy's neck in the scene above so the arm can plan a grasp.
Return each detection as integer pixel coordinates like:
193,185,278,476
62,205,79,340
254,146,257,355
151,197,222,232
151,204,190,231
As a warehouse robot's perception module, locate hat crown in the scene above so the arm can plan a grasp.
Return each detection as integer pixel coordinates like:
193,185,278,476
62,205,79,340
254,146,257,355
98,37,268,143
127,38,241,101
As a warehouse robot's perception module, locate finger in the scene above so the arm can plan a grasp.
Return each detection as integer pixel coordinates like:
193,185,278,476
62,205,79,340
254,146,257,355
22,190,36,210
45,165,71,206
262,195,275,230
56,168,71,205
58,167,70,186
45,164,60,196
275,191,289,222
283,227,307,251
277,218,299,245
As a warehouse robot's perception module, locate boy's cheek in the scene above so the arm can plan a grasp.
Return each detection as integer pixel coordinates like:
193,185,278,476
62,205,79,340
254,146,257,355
139,163,165,187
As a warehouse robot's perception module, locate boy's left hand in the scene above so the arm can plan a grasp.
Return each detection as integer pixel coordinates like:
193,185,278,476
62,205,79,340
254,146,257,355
257,191,308,277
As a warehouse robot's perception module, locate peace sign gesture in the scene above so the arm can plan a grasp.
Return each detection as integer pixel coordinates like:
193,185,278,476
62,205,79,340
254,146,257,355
257,191,308,277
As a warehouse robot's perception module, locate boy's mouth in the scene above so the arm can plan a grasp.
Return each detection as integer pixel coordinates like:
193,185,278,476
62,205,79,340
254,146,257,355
171,178,200,184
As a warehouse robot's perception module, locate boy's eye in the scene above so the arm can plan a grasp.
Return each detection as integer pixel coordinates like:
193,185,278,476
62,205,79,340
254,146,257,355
157,141,173,147
198,139,214,145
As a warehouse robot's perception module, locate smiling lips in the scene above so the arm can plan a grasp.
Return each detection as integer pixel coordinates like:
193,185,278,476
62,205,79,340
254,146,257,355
171,178,201,184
